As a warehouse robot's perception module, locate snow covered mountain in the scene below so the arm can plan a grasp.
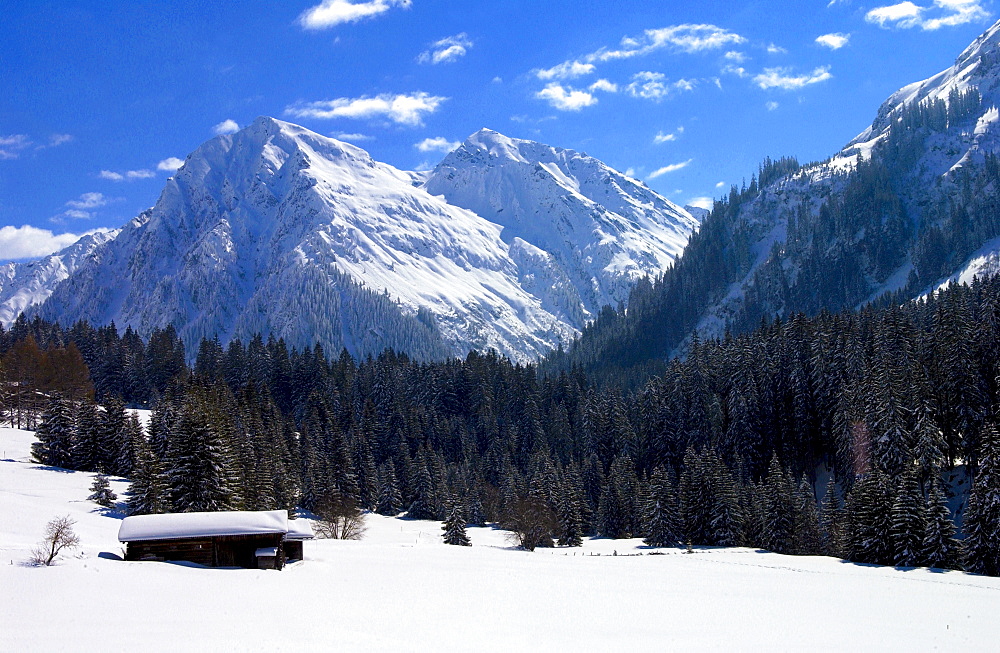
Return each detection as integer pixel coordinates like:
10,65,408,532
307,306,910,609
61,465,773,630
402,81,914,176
691,18,1000,341
33,118,696,361
556,18,1000,377
0,229,118,328
424,129,697,318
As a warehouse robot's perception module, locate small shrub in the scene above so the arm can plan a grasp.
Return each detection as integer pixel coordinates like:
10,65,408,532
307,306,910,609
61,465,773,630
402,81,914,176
30,515,80,566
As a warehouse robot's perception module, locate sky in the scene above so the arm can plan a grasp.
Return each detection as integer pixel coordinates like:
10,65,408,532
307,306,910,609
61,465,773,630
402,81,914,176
1,0,997,260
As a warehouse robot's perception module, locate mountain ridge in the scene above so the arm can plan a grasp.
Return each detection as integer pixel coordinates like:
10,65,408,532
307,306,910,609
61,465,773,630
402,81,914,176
17,118,696,362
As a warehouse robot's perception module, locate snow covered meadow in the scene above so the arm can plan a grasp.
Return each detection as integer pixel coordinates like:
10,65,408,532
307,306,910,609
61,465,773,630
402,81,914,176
3,424,1000,651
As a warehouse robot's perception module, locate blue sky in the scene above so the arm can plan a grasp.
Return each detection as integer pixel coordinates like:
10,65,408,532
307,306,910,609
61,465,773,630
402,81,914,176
1,0,996,260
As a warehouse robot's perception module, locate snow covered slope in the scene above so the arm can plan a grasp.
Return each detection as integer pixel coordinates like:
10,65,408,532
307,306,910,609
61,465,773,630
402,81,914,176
0,230,118,327
34,118,696,362
424,129,697,316
683,18,1000,343
833,18,1000,177
4,424,1000,652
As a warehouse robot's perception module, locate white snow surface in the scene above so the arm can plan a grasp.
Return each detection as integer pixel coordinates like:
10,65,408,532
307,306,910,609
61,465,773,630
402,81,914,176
117,509,290,542
933,234,1000,293
4,425,1000,651
0,229,119,327
32,118,697,363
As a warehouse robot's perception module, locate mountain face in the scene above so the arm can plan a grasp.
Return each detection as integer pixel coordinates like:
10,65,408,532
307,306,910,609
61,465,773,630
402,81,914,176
0,229,118,327
32,118,696,362
423,129,697,320
555,19,1000,382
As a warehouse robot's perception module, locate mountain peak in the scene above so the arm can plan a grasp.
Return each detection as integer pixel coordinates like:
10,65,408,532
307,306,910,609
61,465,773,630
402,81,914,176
955,18,1000,69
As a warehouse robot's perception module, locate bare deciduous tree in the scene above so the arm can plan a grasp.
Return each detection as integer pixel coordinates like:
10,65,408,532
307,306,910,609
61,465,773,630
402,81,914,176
314,492,367,540
30,515,80,566
504,497,558,551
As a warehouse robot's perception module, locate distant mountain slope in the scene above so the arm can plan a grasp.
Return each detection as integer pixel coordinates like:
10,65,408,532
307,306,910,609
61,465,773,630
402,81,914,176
424,129,697,319
0,229,118,327
553,18,1000,383
34,118,696,362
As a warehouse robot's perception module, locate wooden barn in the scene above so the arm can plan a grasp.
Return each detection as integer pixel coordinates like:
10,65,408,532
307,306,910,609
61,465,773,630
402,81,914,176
284,518,314,561
118,510,312,570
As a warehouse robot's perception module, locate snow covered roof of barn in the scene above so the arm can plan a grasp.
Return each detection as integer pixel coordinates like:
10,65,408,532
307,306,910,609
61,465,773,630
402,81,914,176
118,510,289,542
285,519,315,540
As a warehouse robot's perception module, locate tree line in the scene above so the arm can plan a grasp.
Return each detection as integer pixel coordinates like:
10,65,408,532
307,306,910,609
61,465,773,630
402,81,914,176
7,270,1000,573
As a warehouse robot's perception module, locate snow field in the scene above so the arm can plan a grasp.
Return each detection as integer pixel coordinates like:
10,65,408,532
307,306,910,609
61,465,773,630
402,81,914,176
3,426,1000,651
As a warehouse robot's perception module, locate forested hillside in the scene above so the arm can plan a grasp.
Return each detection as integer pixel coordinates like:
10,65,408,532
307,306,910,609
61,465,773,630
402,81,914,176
549,85,1000,387
6,269,1000,573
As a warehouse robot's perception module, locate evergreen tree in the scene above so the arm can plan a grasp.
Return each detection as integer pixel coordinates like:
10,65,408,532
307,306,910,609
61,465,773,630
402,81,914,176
71,399,101,472
761,454,795,553
442,504,472,546
791,474,823,556
845,470,894,566
964,424,1000,575
167,394,237,512
407,448,438,520
88,473,117,508
375,463,404,516
31,394,75,469
922,478,959,569
555,467,585,547
820,476,844,557
125,440,170,516
889,471,926,567
643,467,681,547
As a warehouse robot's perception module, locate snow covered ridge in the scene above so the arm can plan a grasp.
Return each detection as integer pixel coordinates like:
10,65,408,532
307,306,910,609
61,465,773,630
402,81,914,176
0,229,119,327
29,117,697,363
424,128,698,316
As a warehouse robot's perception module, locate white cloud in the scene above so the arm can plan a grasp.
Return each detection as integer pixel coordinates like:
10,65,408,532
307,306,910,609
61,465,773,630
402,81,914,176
865,0,989,30
98,168,158,181
535,61,596,81
767,44,787,54
285,92,447,126
535,83,598,111
816,32,851,49
213,119,240,136
588,79,619,93
715,181,726,188
157,157,185,171
592,24,745,61
0,225,112,261
724,51,747,63
49,133,73,146
332,132,372,141
535,24,744,87
654,127,684,144
722,64,748,78
66,192,108,210
687,196,714,211
418,33,473,65
766,101,780,110
415,136,460,153
648,159,693,179
754,66,832,90
0,134,32,160
298,0,411,30
626,72,695,100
